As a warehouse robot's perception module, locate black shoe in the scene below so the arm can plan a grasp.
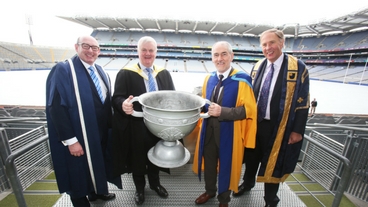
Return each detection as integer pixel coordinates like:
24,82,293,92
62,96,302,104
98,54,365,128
264,195,279,207
150,185,168,198
88,192,116,201
232,183,252,197
135,191,145,205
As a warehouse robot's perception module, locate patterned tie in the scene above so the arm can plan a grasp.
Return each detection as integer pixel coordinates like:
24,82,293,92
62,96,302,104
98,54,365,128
213,74,224,103
146,68,156,92
88,66,104,103
257,63,275,122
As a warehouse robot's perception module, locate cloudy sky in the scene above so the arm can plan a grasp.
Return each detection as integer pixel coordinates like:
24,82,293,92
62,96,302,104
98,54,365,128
1,0,367,47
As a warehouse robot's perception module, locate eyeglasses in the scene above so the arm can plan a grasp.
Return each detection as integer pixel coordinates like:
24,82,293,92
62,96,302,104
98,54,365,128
78,43,100,51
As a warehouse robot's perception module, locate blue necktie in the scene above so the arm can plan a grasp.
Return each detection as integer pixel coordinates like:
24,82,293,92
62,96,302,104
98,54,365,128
257,63,275,122
88,66,104,103
146,68,156,92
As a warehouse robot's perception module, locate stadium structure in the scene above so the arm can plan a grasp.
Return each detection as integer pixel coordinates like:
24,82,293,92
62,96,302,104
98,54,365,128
1,8,368,86
1,8,368,207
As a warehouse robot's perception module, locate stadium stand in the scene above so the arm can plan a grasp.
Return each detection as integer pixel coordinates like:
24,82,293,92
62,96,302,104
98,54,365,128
1,17,368,85
0,41,75,71
292,31,368,51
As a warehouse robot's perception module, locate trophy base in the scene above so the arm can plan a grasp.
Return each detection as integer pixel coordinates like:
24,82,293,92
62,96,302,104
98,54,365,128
148,140,190,168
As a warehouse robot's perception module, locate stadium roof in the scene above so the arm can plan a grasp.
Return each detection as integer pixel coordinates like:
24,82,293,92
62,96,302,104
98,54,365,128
58,7,368,38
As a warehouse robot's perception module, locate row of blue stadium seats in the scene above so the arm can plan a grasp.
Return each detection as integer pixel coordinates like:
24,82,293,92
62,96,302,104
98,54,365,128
93,30,368,51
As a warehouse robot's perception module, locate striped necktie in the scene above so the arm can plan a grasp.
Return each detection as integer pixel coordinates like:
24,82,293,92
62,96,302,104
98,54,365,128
88,66,104,103
146,68,156,92
257,63,274,122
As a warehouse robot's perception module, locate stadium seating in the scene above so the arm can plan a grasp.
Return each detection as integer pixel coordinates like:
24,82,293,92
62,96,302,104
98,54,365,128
0,42,75,70
292,31,368,51
1,30,368,85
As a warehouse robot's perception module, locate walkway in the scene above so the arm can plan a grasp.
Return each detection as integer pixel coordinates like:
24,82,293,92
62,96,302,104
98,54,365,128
53,164,306,207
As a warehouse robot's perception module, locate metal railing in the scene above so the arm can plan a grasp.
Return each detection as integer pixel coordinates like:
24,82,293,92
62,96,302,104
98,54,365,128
299,134,352,207
0,122,53,207
0,118,367,207
4,135,49,207
299,123,368,206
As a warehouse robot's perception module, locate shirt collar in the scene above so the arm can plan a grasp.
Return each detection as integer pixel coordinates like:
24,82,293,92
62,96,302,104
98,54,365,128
267,53,284,69
139,63,153,71
217,66,232,80
80,59,94,71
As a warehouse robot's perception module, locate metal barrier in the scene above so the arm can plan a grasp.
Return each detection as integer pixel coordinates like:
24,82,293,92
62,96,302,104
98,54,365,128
0,117,367,207
5,135,49,207
0,117,46,131
300,134,353,207
0,129,11,192
300,123,368,206
0,121,46,193
0,122,52,207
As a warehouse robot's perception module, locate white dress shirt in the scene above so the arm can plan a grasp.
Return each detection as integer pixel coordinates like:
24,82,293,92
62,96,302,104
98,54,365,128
258,53,284,120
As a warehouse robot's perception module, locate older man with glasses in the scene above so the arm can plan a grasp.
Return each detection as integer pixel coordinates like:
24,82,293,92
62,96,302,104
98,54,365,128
46,35,122,207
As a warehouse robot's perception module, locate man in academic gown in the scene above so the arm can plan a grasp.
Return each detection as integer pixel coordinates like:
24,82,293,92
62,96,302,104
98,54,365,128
233,29,310,207
192,41,257,207
46,36,121,207
112,36,175,205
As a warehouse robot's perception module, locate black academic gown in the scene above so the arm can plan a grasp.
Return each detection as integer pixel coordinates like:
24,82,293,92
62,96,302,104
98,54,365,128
112,63,175,176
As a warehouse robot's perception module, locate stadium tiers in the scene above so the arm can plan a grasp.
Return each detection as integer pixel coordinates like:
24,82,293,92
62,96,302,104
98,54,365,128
59,9,368,38
1,30,368,85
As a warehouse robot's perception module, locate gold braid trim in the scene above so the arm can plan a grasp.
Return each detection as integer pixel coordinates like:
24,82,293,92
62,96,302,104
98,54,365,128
257,173,290,183
301,67,308,84
251,58,266,83
296,67,310,111
257,55,297,183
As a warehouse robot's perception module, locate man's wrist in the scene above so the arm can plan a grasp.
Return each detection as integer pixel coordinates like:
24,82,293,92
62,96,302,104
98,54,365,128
61,137,78,146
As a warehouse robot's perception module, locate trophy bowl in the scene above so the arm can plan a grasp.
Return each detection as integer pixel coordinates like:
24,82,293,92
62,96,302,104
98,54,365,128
130,90,210,168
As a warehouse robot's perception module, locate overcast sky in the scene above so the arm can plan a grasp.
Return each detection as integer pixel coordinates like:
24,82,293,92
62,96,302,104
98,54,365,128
1,0,367,47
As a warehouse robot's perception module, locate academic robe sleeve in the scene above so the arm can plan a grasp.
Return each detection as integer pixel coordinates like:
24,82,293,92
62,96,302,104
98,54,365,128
47,63,75,142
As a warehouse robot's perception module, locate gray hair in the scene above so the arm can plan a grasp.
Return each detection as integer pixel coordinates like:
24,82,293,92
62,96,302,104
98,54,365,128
211,41,233,54
137,36,157,51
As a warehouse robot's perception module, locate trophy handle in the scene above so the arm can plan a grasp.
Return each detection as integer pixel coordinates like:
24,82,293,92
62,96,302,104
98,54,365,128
200,99,212,119
129,96,143,117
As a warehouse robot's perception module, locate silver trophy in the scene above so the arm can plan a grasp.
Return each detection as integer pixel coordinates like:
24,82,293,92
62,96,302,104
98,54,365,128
130,90,210,168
